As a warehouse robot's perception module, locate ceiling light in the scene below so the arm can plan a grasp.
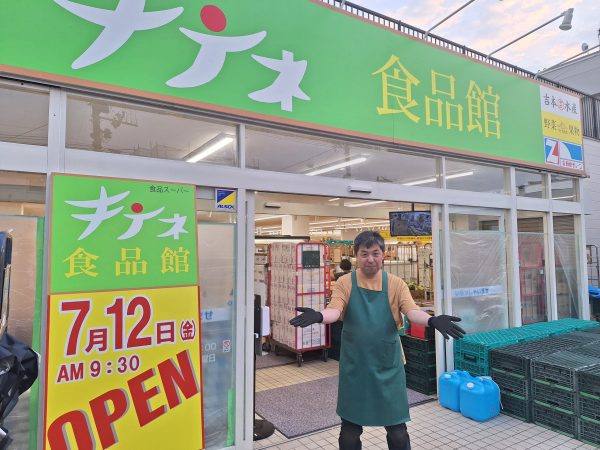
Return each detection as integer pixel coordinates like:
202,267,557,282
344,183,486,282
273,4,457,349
309,218,362,225
258,226,282,230
255,215,284,222
401,170,474,186
306,157,367,176
185,134,235,163
447,170,474,180
347,200,386,208
402,177,437,186
328,197,340,202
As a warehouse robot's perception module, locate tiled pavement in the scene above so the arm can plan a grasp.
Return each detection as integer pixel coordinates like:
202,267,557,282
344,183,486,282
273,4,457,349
254,359,598,450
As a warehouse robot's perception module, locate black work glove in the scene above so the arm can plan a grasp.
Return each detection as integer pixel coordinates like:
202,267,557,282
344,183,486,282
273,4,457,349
428,315,466,340
289,307,323,328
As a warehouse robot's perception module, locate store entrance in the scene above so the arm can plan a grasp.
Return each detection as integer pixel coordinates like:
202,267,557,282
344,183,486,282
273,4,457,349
251,192,438,445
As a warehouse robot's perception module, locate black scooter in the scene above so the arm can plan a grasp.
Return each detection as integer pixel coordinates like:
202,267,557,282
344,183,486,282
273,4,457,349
0,232,39,449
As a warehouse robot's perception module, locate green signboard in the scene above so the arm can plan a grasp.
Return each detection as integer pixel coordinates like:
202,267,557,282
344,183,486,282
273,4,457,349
0,1,584,171
50,174,198,293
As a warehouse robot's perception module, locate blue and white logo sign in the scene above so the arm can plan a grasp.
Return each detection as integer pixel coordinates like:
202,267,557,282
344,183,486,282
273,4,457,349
215,189,236,210
544,138,583,171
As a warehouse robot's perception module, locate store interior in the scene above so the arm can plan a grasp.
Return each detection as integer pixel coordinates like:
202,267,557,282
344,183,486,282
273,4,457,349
252,191,438,442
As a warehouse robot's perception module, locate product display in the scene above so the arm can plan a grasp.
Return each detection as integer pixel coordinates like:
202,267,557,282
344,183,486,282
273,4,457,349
269,242,330,364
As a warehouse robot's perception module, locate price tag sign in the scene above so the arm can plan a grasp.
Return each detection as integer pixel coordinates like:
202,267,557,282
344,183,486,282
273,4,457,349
43,175,204,450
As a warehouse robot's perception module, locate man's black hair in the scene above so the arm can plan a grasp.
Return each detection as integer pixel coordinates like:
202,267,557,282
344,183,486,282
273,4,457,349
353,231,385,254
339,259,352,271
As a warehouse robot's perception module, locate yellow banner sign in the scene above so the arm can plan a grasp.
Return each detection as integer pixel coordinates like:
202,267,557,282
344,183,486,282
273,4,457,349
44,286,203,450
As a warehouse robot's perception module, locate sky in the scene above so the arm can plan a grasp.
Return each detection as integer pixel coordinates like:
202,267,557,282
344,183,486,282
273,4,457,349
355,0,600,73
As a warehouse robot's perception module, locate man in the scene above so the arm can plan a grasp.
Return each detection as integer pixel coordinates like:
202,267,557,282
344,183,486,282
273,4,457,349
333,258,352,281
290,231,465,450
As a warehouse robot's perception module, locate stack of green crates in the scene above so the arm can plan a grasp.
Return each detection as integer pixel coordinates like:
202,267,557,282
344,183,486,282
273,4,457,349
578,365,600,447
531,351,600,439
401,334,437,395
489,336,578,422
455,319,600,377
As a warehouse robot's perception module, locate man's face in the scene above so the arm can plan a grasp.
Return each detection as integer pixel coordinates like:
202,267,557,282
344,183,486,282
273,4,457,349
356,244,384,276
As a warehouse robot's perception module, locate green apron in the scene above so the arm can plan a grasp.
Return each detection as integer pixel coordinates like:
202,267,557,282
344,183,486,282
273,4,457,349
336,271,410,426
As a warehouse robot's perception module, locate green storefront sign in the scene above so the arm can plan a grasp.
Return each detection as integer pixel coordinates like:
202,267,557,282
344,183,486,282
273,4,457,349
0,1,584,171
50,174,198,293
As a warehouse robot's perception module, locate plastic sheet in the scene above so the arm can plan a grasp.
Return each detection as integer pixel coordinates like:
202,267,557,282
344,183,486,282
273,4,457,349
554,234,581,319
450,231,509,334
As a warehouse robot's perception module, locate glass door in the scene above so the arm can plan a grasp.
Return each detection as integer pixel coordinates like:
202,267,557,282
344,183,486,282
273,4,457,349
448,207,509,334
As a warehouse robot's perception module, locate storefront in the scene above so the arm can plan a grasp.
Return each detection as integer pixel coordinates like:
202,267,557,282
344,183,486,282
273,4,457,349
0,1,590,449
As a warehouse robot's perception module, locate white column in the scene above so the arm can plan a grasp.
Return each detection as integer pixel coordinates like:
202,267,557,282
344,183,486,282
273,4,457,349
281,215,309,236
508,168,522,327
576,179,590,320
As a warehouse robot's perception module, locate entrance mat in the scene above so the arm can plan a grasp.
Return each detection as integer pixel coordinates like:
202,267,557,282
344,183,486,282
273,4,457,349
255,375,434,439
256,352,296,370
256,349,326,370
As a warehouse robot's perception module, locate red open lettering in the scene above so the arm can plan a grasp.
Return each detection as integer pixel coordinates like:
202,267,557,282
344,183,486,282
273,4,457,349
47,410,94,450
127,368,166,426
157,350,200,409
89,388,128,449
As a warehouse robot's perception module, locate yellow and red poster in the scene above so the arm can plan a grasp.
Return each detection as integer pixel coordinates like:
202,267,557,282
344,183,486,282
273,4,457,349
44,174,203,450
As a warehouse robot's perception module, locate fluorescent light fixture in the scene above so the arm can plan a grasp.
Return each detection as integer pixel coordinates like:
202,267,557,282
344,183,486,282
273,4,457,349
328,197,341,202
402,177,437,186
401,170,474,186
255,215,284,222
552,195,574,200
347,200,386,208
309,218,362,226
306,157,367,176
185,134,235,163
447,170,474,180
258,226,282,230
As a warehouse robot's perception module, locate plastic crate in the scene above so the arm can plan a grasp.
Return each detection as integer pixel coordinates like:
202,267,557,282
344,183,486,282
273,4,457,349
403,346,436,366
491,368,530,399
533,402,579,439
583,326,600,334
404,361,437,378
554,318,600,330
401,335,436,352
500,391,533,422
454,358,489,377
532,351,600,391
532,381,577,414
579,393,600,422
455,349,489,367
569,343,600,359
579,366,600,398
561,331,600,344
490,337,576,377
405,372,437,395
580,417,600,448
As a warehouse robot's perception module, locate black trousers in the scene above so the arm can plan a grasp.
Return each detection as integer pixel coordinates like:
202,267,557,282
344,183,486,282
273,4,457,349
339,418,411,450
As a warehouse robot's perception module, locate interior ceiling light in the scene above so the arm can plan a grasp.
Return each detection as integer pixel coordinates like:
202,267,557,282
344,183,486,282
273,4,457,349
185,133,235,163
255,215,285,222
305,157,367,176
328,197,340,202
309,218,362,225
347,200,386,208
402,170,474,186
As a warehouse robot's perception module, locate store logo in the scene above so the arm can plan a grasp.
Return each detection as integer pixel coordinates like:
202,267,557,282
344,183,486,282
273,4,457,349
215,189,236,210
544,138,583,170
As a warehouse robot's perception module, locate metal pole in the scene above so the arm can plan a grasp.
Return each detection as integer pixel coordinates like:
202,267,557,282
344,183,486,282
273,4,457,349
426,0,477,37
486,13,564,60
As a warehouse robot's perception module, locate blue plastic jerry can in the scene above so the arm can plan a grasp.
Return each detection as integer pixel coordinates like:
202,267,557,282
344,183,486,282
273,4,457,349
459,376,500,422
438,370,472,412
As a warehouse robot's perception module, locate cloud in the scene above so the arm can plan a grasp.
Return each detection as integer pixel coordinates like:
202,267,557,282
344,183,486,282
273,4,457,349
355,0,600,71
